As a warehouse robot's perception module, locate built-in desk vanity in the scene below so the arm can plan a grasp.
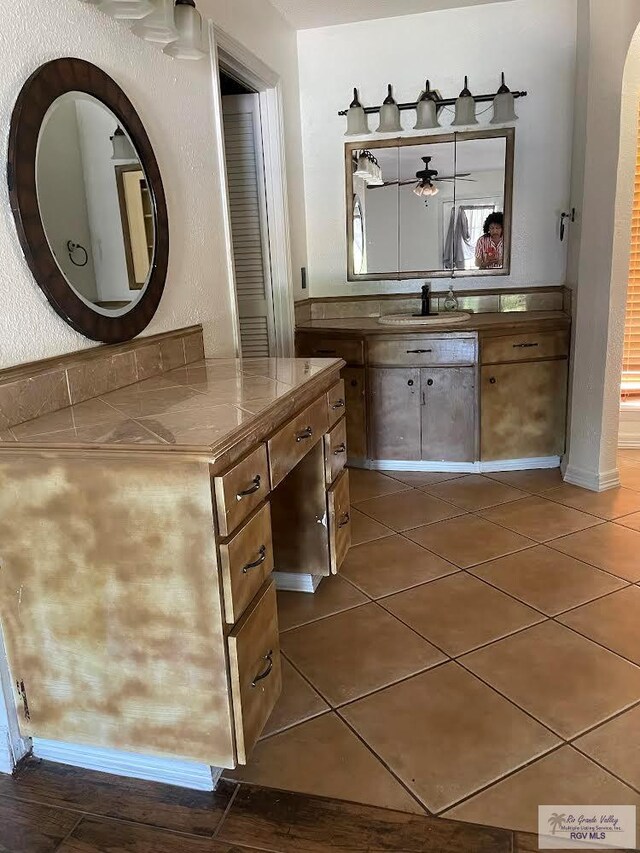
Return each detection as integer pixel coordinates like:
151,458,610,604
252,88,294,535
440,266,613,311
0,346,349,772
297,309,571,471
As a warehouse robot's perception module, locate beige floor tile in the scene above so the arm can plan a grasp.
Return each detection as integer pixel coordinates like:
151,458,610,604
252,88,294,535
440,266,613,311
574,705,640,791
444,746,640,833
355,489,463,532
281,602,446,706
485,468,564,494
277,576,368,632
261,657,329,738
544,483,640,520
386,471,465,487
342,663,559,813
423,475,527,510
340,534,458,599
558,586,640,665
550,523,640,582
381,573,543,656
405,515,535,568
615,510,640,532
347,468,409,503
470,545,627,616
618,461,640,492
350,508,394,546
461,621,640,738
224,712,424,814
480,496,601,542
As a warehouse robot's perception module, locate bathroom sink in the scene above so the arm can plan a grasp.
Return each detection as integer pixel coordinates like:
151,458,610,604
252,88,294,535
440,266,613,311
377,312,471,326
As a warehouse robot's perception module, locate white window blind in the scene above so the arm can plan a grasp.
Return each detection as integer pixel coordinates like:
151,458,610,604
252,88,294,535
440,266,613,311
622,108,640,400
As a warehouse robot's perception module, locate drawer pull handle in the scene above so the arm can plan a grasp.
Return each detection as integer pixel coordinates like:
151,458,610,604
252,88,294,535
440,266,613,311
243,545,267,574
333,443,346,455
513,342,539,349
236,475,262,500
316,349,337,355
252,650,274,687
296,426,313,442
331,399,345,410
338,511,351,528
406,349,432,354
489,377,497,384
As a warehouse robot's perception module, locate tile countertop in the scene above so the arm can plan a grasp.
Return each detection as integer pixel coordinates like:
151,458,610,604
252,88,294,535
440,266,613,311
0,358,344,460
296,311,571,336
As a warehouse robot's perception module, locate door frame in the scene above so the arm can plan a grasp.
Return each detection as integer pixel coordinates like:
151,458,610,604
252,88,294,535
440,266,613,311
210,24,295,359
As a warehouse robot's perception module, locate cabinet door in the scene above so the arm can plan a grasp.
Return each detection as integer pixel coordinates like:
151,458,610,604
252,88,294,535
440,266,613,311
368,368,421,461
421,367,477,462
342,366,367,462
481,360,568,461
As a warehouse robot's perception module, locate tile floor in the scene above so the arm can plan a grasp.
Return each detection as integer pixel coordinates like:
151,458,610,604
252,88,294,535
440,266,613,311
227,460,640,840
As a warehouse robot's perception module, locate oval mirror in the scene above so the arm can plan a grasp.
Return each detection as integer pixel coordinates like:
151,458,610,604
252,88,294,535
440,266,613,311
9,59,169,343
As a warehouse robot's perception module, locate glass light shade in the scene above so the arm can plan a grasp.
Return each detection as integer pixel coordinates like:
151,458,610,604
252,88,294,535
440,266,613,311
131,0,178,43
491,91,518,123
354,153,370,178
345,106,369,136
377,102,402,133
413,182,439,198
414,99,440,130
452,95,478,127
111,127,137,160
164,0,206,60
99,0,153,19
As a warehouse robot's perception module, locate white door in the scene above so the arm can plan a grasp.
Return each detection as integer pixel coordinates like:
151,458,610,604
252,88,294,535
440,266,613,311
222,94,275,358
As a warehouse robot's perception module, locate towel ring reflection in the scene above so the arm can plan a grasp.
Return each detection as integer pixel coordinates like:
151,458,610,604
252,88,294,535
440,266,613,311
67,241,88,267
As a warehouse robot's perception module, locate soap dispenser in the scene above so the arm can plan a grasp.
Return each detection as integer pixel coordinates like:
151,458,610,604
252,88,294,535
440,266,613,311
444,284,459,313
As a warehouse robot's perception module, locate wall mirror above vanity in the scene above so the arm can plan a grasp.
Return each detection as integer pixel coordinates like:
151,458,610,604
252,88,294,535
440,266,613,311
8,58,169,343
346,128,514,281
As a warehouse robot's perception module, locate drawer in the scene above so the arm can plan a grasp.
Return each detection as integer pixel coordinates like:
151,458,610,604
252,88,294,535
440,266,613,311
219,503,274,625
368,336,477,367
268,396,329,488
482,330,569,364
228,579,281,765
328,469,351,574
327,379,346,428
297,334,364,365
214,445,270,538
324,417,347,485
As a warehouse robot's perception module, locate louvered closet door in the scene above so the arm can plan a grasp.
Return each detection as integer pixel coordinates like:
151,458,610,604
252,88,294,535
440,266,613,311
222,94,275,358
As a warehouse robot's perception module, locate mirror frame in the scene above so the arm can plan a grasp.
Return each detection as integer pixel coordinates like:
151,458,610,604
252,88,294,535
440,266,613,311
7,58,169,344
345,128,515,282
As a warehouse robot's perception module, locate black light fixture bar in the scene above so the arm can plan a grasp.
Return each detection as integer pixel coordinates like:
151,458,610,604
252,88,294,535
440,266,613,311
337,90,527,117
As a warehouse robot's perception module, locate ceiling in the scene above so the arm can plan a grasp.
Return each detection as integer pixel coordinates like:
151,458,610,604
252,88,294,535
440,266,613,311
269,0,512,30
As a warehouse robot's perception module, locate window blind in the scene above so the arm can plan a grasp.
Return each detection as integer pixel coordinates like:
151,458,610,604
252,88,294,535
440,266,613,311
622,107,640,400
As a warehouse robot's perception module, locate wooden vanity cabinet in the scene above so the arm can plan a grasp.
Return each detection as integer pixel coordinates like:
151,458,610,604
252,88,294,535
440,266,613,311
421,367,477,462
369,367,421,460
342,367,367,463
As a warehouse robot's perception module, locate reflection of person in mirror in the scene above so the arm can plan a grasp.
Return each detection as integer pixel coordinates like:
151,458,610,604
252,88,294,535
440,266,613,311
475,212,504,269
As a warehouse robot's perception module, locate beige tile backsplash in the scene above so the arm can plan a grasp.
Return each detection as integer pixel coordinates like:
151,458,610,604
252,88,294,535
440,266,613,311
0,326,204,432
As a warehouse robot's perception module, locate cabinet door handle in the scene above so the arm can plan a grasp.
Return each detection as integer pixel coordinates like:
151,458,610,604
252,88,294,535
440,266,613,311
236,475,261,500
513,342,539,349
252,651,274,687
406,349,432,354
489,377,497,384
426,378,434,386
331,399,345,410
338,511,351,528
243,545,267,574
296,426,313,442
333,443,346,455
315,349,337,355
407,379,414,387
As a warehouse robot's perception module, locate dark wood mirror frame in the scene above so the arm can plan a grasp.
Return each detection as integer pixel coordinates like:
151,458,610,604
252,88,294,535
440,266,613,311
7,58,169,344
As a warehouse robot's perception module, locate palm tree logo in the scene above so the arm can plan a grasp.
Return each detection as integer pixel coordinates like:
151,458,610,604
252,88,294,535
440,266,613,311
548,813,567,835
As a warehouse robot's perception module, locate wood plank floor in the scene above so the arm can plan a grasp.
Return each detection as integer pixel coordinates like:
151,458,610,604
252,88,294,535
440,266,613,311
0,758,521,852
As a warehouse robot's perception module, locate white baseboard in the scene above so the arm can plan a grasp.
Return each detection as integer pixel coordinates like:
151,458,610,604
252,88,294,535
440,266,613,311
31,739,217,791
619,406,640,447
369,457,561,474
273,572,323,593
563,464,621,492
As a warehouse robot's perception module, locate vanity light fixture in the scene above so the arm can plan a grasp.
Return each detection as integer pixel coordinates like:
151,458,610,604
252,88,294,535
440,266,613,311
345,89,370,136
376,85,403,133
132,0,178,43
111,126,137,160
414,80,440,130
98,0,153,19
163,0,206,60
491,72,519,124
353,151,383,186
452,76,479,127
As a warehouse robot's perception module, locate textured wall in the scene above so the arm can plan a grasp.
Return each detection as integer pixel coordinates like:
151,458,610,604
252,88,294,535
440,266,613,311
297,0,577,297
